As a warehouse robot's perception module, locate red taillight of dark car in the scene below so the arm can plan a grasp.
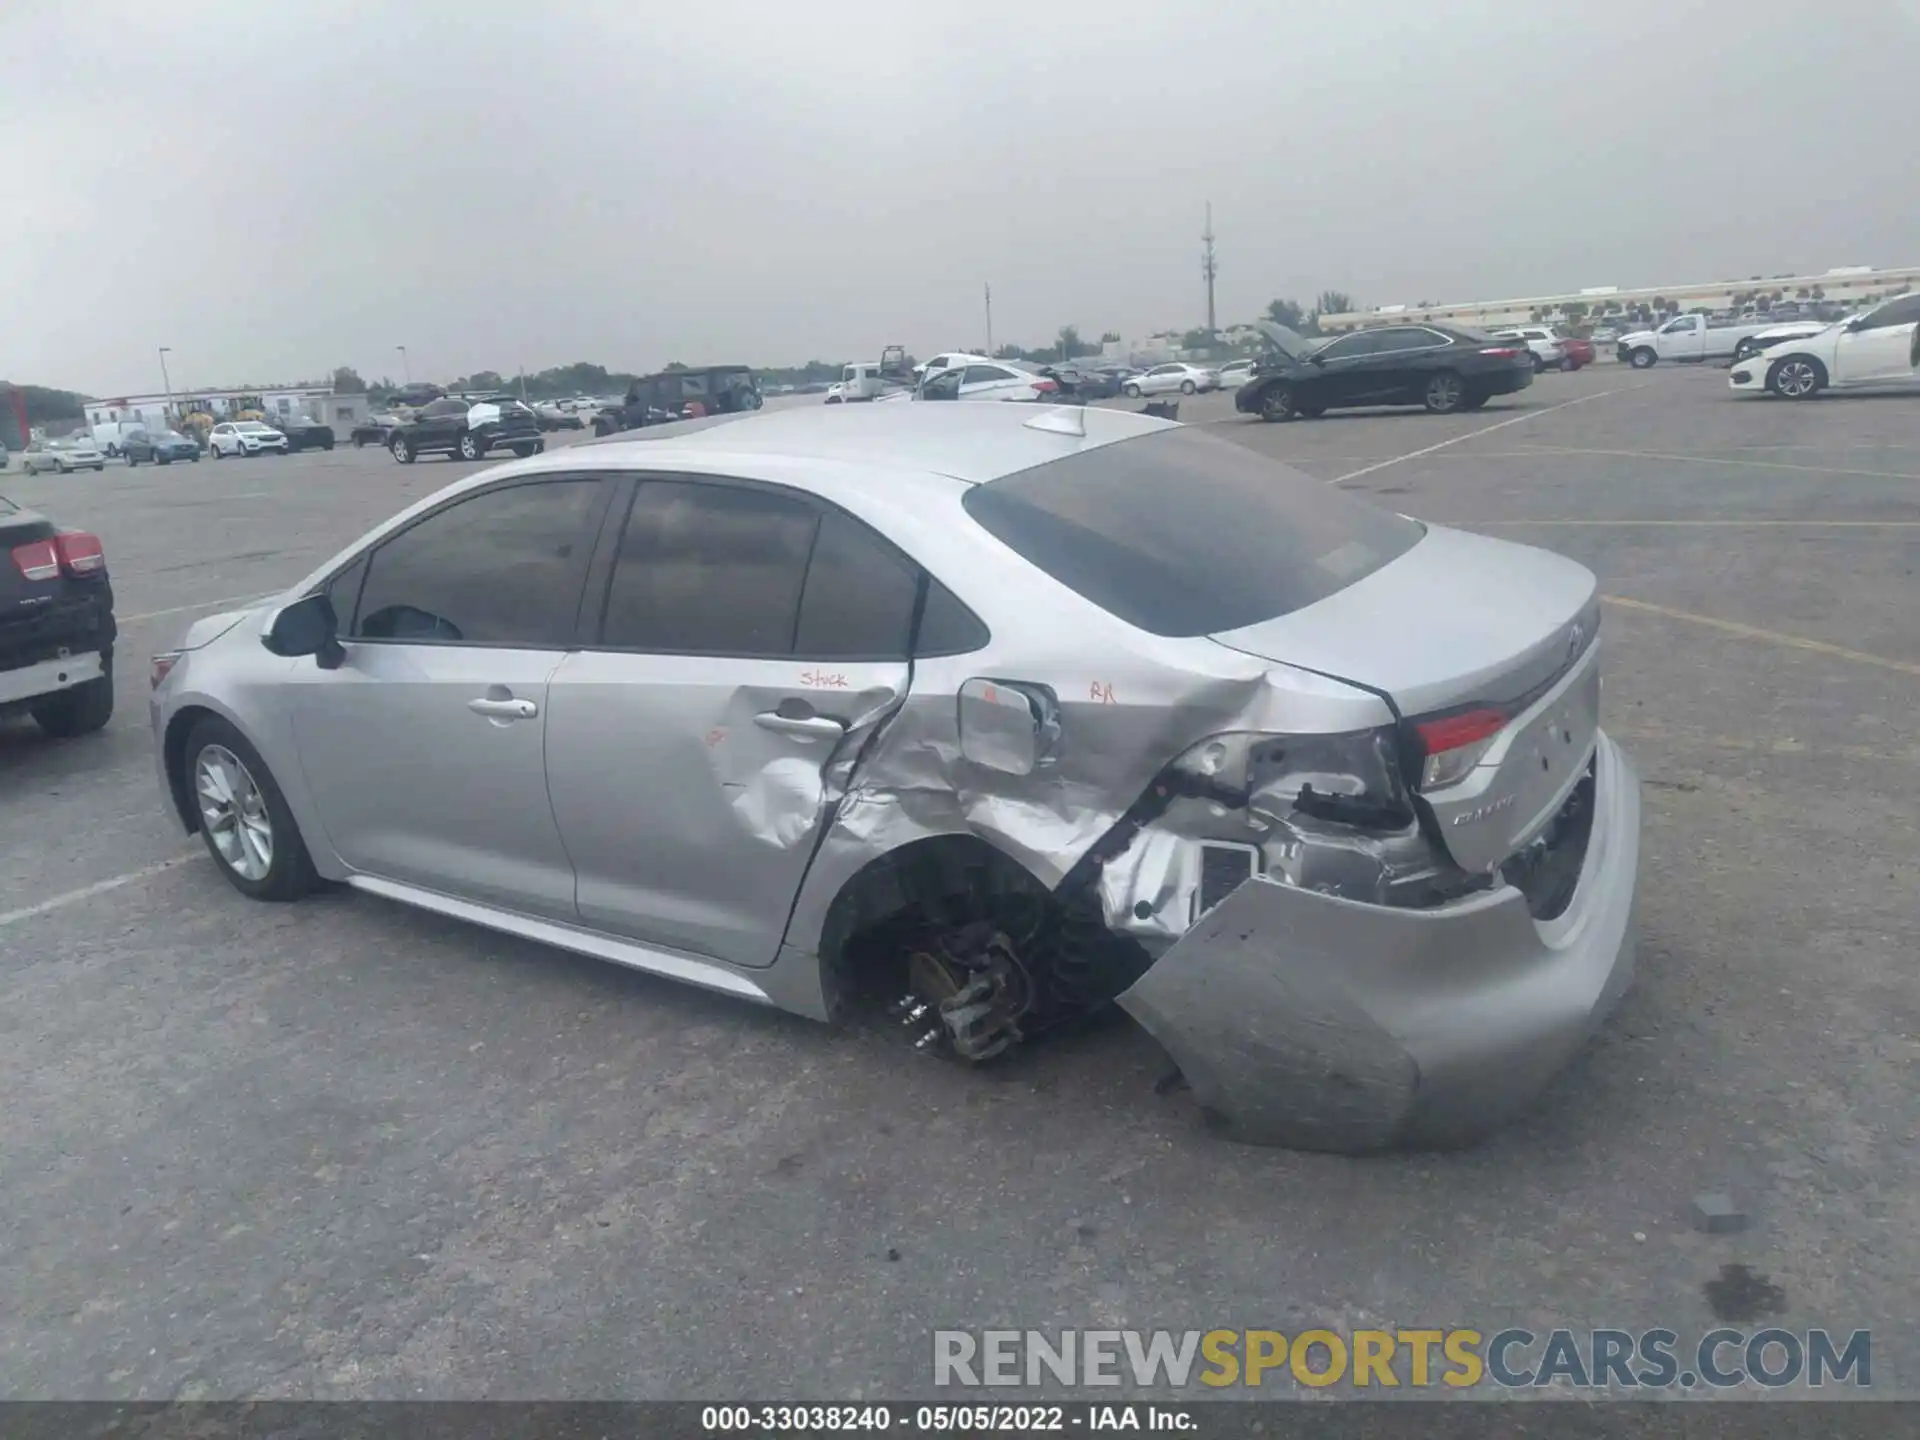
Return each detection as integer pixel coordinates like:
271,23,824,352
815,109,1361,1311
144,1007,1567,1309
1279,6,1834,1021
14,532,108,581
9,539,60,581
1478,346,1525,360
55,531,107,576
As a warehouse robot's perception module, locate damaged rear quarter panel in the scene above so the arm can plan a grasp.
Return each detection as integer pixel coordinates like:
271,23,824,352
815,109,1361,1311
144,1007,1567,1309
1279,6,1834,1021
780,594,1396,970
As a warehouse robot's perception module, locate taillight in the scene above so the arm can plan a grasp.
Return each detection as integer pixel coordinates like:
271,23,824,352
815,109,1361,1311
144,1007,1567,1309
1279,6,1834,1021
1033,378,1059,393
56,531,106,576
1479,346,1524,359
11,532,107,581
10,539,60,581
1414,707,1509,790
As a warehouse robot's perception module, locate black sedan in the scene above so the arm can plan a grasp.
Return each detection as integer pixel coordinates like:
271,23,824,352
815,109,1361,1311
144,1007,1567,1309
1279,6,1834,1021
280,419,336,452
1236,321,1533,421
121,428,202,466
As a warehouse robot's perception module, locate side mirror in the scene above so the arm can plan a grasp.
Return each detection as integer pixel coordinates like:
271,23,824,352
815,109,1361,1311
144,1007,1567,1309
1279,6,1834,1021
263,592,345,669
1845,318,1867,332
957,678,1060,775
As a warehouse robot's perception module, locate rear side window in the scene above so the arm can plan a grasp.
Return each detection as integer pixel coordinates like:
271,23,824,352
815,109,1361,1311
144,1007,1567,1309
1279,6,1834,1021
598,480,988,658
603,481,813,654
1317,332,1380,359
1861,294,1920,329
350,479,604,646
795,509,986,658
961,428,1423,637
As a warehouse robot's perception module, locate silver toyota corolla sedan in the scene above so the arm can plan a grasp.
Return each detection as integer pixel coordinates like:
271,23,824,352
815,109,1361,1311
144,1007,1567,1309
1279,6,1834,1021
150,403,1640,1152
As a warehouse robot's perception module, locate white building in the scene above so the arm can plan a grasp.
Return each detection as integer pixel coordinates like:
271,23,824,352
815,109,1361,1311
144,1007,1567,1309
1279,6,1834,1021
84,387,369,431
1315,265,1920,333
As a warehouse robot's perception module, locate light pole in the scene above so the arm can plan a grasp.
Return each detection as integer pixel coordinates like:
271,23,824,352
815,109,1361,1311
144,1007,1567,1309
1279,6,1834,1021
158,346,175,421
396,345,410,384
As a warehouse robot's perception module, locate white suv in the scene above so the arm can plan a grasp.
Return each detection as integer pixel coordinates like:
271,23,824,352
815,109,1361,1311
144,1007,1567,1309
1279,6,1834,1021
209,421,289,458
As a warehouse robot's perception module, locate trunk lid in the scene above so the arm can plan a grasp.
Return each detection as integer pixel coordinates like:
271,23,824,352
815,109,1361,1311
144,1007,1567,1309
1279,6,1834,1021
1209,525,1602,872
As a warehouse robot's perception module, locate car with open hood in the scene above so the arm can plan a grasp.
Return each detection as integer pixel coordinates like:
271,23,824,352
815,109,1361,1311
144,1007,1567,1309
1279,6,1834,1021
1726,291,1920,400
1236,320,1533,420
149,402,1640,1154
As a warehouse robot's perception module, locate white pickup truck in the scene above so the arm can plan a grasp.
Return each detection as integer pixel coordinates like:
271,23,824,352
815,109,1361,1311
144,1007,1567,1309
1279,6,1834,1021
1615,313,1797,368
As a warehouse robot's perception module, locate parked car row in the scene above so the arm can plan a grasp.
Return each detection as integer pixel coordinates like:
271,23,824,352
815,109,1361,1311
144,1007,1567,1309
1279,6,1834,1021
592,367,764,434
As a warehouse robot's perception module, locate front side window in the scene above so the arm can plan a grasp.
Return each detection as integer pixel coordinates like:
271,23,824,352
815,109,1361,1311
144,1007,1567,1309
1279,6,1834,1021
962,427,1423,637
963,365,1015,385
1661,316,1698,334
350,480,604,646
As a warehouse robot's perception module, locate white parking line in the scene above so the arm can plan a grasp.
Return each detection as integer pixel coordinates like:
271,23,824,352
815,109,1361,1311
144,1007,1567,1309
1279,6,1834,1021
1331,385,1645,485
0,854,196,930
118,591,278,625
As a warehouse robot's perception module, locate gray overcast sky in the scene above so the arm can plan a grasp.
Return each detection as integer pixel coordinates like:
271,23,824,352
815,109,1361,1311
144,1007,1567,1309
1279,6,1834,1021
6,0,1920,394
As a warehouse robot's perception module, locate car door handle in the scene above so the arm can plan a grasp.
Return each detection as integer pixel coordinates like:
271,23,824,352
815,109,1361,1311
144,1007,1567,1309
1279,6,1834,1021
753,711,846,741
468,697,538,720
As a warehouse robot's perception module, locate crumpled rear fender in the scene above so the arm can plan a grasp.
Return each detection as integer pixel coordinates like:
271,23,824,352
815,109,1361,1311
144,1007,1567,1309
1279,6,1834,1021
1118,733,1641,1153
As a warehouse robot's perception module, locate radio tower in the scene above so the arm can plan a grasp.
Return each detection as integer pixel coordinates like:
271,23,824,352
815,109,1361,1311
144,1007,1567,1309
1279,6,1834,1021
1201,202,1218,337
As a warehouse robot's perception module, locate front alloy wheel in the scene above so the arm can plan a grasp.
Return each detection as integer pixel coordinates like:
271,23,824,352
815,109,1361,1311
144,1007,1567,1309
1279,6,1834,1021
1769,357,1823,400
391,435,415,463
458,432,482,460
196,743,275,882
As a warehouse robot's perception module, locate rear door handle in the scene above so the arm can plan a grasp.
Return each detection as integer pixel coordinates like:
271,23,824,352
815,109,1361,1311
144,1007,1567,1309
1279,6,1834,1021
753,711,845,741
469,697,538,720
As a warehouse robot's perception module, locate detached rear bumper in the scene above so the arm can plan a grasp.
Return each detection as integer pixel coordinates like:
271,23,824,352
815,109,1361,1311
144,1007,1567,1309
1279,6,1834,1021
1118,731,1640,1152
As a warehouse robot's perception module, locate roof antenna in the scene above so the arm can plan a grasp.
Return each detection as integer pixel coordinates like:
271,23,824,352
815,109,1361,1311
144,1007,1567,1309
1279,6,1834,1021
1023,405,1087,437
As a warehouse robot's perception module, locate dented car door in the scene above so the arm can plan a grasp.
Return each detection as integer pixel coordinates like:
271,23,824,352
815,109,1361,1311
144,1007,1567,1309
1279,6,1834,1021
543,476,916,969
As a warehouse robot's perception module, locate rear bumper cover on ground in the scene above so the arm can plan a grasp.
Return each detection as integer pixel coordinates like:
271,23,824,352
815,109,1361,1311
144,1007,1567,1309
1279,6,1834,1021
1117,730,1640,1152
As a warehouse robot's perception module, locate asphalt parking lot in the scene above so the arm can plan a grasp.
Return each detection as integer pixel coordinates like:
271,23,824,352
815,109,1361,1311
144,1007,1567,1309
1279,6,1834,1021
3,368,1916,1400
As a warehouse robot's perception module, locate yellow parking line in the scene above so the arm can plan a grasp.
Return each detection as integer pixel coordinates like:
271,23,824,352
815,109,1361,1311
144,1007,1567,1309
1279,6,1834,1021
1605,722,1920,767
1601,594,1920,678
1501,444,1920,482
1470,519,1920,528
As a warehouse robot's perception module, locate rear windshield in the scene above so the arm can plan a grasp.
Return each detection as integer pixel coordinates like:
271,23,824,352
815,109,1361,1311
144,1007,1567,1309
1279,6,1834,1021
960,427,1423,636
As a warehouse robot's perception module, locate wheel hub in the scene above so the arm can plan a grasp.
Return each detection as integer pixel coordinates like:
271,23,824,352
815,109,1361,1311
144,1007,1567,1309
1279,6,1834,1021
195,744,274,881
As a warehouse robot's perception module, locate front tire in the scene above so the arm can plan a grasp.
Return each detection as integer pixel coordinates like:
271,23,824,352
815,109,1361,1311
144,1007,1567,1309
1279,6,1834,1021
1629,346,1657,369
457,431,483,461
31,663,114,738
512,443,537,458
185,717,316,902
1768,355,1826,400
127,452,139,467
1258,385,1297,422
1123,384,1141,398
1531,354,1546,374
1180,379,1197,394
1423,371,1467,414
391,435,416,464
